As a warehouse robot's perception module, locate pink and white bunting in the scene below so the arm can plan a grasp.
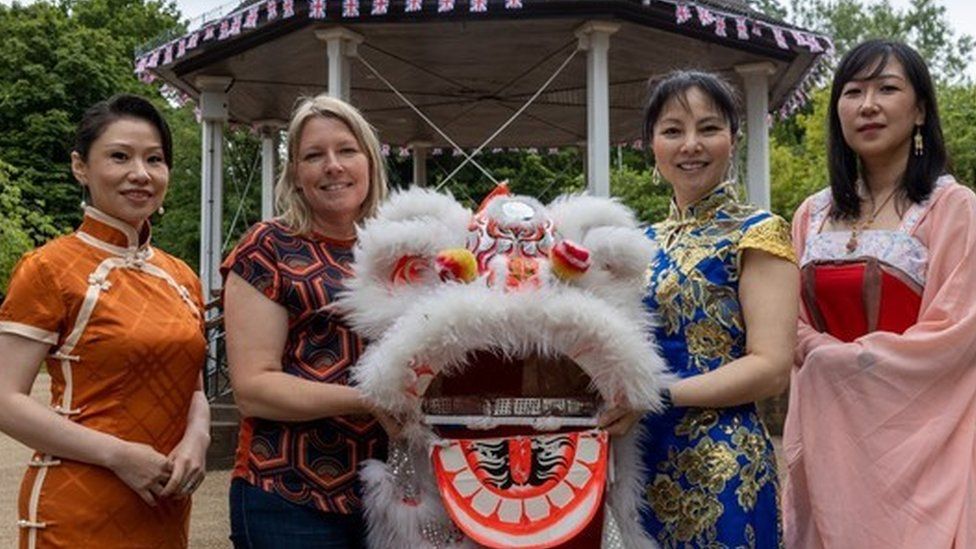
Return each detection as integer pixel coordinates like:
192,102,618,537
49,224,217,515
735,17,748,40
470,0,487,12
772,26,788,49
283,0,295,17
343,0,359,17
229,13,243,36
309,0,326,18
177,39,187,58
218,19,230,39
438,0,454,13
266,0,279,19
675,3,692,24
162,44,173,65
203,24,215,41
695,5,714,25
405,0,422,12
244,6,260,28
714,16,726,37
504,0,522,8
187,32,199,49
371,0,389,15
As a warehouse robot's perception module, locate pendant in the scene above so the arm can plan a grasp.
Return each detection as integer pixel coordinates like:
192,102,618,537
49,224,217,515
846,233,858,253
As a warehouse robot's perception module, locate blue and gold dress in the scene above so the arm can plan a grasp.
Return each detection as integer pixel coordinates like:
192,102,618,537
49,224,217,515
639,182,795,548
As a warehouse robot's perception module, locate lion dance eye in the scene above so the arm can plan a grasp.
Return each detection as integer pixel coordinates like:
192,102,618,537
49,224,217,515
436,248,479,283
550,240,590,281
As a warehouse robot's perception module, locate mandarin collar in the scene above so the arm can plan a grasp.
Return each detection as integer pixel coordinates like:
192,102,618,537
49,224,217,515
666,181,738,223
77,207,153,255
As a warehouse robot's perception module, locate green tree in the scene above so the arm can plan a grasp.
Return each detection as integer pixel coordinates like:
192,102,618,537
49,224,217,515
0,161,50,291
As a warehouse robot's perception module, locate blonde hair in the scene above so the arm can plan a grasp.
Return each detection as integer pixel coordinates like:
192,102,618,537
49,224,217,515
275,94,388,235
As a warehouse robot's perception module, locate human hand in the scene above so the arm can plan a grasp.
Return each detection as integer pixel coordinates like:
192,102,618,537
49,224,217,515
598,406,644,436
160,429,210,499
373,409,405,439
108,441,174,506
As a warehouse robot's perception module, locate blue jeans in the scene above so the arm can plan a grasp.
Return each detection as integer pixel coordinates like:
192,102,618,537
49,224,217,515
229,478,367,549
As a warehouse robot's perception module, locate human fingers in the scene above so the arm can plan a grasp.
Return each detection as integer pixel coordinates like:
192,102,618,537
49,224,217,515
159,459,186,497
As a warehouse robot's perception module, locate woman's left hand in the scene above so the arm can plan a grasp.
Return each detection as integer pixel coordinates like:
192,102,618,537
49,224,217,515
160,429,210,499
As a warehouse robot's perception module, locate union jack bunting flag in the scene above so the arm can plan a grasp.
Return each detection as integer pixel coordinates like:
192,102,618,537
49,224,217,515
405,0,421,11
452,148,464,156
398,147,410,158
714,16,726,36
135,56,147,73
203,25,216,40
309,0,326,18
266,0,279,19
244,6,260,27
470,0,487,12
147,50,160,68
772,26,788,49
735,17,749,39
807,35,823,53
187,32,200,48
675,3,691,24
176,39,186,58
491,147,504,153
438,0,454,12
752,21,763,36
343,0,359,16
218,19,230,39
381,144,391,156
283,0,295,17
695,6,714,25
371,0,388,14
229,13,243,35
432,148,444,156
504,0,521,8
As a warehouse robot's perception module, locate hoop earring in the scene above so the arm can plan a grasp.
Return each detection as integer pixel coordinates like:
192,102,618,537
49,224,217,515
913,125,924,157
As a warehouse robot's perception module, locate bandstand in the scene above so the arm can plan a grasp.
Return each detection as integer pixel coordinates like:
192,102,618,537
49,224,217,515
136,0,830,465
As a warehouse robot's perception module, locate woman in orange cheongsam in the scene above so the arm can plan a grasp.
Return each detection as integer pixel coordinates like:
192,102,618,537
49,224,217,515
0,94,210,548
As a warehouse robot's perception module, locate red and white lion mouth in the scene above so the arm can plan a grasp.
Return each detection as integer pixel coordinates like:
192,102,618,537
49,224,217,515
433,430,608,548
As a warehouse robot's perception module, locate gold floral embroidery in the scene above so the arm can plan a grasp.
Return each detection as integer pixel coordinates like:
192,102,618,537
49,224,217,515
686,318,735,365
675,408,719,439
676,438,739,494
739,216,797,264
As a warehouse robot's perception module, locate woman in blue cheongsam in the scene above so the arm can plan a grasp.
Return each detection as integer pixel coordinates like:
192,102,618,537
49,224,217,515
636,71,798,547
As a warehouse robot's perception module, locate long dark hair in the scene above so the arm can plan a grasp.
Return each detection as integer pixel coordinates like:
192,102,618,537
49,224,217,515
74,94,173,169
827,39,947,220
641,70,741,148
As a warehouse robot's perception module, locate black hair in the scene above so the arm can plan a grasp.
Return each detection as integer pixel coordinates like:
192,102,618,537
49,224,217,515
827,39,947,220
74,94,173,169
641,70,741,149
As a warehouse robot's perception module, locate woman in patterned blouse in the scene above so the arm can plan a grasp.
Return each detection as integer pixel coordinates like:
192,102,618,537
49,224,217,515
632,71,799,547
222,95,393,548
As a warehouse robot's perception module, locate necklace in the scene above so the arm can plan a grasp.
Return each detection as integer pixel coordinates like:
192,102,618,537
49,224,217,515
846,189,897,253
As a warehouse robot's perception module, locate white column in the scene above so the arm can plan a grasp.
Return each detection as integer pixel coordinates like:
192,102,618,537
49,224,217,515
409,141,431,186
735,62,776,209
576,21,619,198
315,28,364,101
196,75,231,306
255,120,284,220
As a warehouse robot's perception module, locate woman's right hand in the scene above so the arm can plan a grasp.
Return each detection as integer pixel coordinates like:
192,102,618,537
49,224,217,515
107,440,174,506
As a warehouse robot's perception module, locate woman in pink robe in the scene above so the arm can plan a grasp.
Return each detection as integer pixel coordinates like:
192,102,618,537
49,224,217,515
783,39,976,548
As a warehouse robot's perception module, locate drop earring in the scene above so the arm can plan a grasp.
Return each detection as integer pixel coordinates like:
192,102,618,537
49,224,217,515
80,185,88,210
913,125,924,157
157,204,165,215
651,165,663,186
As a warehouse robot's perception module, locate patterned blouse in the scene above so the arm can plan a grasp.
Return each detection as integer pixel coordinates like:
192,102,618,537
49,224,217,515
222,221,388,514
638,182,795,548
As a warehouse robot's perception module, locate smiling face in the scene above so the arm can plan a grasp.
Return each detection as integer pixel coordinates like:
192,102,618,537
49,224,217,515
71,117,169,230
650,86,734,208
837,56,924,164
294,115,370,238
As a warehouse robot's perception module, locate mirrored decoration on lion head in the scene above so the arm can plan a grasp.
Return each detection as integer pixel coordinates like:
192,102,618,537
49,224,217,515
339,183,669,548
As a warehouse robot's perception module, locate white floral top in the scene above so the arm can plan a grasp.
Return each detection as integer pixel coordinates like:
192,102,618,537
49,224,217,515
800,175,953,287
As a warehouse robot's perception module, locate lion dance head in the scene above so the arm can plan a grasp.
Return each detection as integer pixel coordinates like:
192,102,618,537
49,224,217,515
340,184,668,548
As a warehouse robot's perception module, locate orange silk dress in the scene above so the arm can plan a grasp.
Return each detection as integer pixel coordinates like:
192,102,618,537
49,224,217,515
0,208,206,548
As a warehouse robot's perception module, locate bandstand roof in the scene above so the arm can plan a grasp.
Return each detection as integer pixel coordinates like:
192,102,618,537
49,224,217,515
137,0,832,148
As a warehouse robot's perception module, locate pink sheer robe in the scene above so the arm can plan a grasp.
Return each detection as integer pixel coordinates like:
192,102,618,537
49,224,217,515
783,176,976,548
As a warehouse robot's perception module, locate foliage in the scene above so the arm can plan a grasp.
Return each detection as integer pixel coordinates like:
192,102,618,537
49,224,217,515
0,161,45,292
